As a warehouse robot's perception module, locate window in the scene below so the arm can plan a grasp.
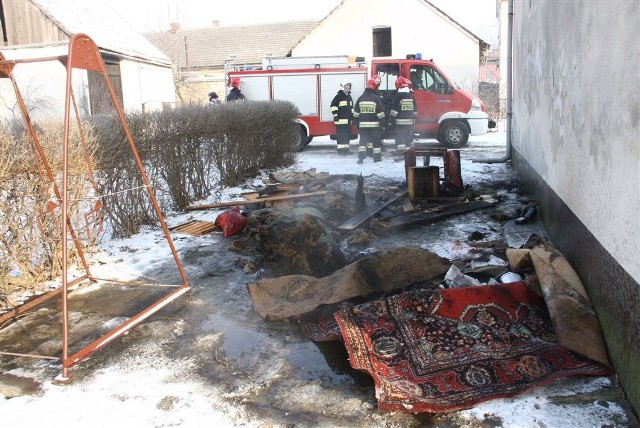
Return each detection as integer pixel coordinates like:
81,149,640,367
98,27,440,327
410,65,449,93
374,63,399,91
372,26,391,57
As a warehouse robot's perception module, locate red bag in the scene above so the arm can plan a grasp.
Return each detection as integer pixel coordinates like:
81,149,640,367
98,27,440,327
214,206,247,237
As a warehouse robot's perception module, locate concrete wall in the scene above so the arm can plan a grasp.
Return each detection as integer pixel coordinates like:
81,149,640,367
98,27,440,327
292,0,482,93
510,1,640,414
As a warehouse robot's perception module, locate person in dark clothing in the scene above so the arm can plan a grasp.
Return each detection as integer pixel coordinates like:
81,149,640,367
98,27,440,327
389,76,417,154
226,78,245,102
330,79,354,155
208,91,220,105
353,77,385,163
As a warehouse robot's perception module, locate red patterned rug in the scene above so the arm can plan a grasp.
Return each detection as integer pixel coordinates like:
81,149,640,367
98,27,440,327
334,282,611,413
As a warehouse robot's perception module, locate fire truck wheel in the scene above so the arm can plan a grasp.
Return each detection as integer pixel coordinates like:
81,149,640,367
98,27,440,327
438,120,469,148
293,125,308,152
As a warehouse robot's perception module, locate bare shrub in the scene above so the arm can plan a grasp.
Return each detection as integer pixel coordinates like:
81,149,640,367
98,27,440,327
1,101,299,307
90,101,298,237
0,121,100,307
206,100,298,187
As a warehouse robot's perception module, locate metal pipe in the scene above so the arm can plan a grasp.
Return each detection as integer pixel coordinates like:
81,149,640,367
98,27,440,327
59,39,74,381
472,0,513,163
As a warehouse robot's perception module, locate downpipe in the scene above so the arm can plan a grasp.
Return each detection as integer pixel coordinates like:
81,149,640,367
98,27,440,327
472,0,513,163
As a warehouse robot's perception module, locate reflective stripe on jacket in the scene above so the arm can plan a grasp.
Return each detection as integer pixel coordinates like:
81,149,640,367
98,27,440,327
390,92,417,126
353,88,385,128
330,90,353,126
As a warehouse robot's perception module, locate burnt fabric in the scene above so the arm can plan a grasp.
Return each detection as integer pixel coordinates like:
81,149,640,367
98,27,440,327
295,300,356,342
334,282,611,413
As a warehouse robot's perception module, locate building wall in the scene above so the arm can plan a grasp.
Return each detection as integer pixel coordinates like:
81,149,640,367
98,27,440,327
0,48,90,122
120,60,176,112
292,0,482,93
0,0,175,115
510,0,640,414
1,0,68,45
179,69,226,106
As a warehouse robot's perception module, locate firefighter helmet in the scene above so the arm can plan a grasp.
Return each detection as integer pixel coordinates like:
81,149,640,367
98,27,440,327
395,76,410,89
340,79,352,88
372,74,381,86
367,77,380,91
230,77,241,88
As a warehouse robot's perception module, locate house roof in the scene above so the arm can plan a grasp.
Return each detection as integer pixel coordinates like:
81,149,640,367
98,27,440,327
145,20,321,70
30,0,171,66
144,0,488,71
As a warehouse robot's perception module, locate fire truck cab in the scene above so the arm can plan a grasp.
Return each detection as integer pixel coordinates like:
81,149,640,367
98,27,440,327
227,54,491,151
374,55,491,148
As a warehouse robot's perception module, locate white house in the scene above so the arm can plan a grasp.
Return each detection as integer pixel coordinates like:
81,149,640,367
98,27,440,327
0,0,176,121
291,0,489,94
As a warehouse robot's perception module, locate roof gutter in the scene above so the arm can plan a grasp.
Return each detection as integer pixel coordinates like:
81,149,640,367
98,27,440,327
472,0,513,164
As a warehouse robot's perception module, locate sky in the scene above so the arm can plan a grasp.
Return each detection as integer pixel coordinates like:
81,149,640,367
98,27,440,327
108,0,499,45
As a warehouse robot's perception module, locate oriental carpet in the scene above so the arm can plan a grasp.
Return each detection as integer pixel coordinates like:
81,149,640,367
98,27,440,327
334,282,611,413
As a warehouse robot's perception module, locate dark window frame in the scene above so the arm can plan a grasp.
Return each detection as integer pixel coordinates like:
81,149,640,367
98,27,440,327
372,26,392,57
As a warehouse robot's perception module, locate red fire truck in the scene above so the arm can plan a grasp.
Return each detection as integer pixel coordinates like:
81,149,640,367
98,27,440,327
227,54,492,151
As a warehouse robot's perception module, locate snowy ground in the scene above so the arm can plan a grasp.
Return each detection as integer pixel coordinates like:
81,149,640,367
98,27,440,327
0,128,637,427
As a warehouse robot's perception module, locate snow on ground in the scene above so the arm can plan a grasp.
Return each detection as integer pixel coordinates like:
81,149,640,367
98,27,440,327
0,127,635,427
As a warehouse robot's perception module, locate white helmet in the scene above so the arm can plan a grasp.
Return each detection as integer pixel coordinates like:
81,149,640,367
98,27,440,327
340,79,352,88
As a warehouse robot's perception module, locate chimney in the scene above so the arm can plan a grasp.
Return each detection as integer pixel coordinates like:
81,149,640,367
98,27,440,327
169,22,180,33
212,20,220,27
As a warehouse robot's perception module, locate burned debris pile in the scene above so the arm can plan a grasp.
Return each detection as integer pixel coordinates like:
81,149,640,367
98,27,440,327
179,164,611,413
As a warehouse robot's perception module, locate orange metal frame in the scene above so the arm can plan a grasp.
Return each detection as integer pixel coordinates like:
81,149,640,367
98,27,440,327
0,34,190,380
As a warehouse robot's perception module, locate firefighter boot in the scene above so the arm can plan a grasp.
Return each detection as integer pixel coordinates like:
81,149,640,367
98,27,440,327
357,146,367,164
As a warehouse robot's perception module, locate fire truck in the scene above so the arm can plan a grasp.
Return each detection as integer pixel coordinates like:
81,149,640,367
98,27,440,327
227,54,492,151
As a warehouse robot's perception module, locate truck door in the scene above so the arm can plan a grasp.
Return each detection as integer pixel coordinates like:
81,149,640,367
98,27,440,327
409,64,458,135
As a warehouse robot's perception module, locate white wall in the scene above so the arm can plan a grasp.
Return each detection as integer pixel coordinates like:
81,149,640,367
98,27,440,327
120,60,176,112
512,1,640,281
0,46,175,122
292,0,481,93
0,47,90,122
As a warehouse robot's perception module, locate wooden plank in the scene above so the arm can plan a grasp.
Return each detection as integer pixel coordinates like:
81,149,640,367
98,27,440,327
184,191,327,212
401,197,414,212
338,189,408,231
376,200,497,229
171,220,218,236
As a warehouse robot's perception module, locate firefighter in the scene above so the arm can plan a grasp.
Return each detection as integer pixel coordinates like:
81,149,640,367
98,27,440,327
353,77,385,163
330,79,354,155
389,76,417,154
226,77,246,102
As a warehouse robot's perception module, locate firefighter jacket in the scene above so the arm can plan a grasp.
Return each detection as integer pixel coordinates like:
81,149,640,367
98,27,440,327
390,90,417,126
330,90,353,126
353,88,385,128
226,88,245,102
